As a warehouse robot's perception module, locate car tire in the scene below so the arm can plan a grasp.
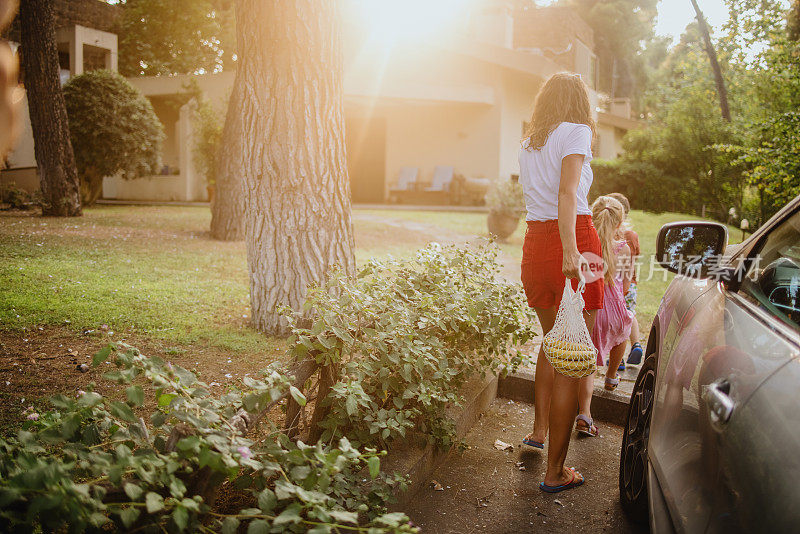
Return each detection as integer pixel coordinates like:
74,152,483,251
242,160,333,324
619,352,657,523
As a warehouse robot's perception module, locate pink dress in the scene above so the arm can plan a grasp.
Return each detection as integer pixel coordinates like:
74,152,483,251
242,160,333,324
591,241,633,365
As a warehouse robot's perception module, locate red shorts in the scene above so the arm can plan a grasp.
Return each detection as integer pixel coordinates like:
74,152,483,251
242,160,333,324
521,215,604,310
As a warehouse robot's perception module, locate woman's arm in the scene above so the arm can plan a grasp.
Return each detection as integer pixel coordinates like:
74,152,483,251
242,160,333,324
620,243,632,295
558,154,586,280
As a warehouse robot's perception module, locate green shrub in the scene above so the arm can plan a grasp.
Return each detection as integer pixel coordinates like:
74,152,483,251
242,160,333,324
0,344,414,533
63,70,165,206
0,184,33,210
590,157,685,214
287,242,537,448
192,98,225,187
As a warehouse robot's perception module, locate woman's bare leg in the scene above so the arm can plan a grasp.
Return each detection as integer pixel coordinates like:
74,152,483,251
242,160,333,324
577,371,595,421
544,309,596,486
529,306,557,443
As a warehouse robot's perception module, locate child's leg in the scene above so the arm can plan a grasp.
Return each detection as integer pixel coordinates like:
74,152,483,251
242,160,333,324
606,342,627,380
629,315,640,346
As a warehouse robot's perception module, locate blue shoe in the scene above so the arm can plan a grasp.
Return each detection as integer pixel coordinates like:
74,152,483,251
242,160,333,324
618,360,626,372
522,434,544,449
627,343,643,365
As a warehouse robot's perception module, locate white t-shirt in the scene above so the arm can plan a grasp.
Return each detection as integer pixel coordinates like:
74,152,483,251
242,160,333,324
518,121,593,222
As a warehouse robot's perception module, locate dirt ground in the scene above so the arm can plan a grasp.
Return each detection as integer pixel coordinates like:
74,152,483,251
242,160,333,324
0,326,287,430
404,398,648,534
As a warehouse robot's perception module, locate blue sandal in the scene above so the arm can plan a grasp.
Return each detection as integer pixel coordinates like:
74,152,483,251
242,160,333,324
522,433,544,449
539,468,585,493
627,342,643,365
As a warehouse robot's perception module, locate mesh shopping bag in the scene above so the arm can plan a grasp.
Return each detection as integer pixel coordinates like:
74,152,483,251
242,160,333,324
542,278,597,378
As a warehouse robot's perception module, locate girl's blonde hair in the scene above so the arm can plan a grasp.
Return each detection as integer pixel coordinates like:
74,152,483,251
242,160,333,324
523,72,596,151
591,196,625,283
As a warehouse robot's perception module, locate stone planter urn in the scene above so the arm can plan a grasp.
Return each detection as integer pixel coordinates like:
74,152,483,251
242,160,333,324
487,210,520,241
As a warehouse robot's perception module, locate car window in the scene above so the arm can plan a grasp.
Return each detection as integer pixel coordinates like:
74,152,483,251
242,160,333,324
739,210,800,331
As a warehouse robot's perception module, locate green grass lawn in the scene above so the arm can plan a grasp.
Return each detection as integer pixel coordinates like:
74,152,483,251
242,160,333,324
1,205,738,353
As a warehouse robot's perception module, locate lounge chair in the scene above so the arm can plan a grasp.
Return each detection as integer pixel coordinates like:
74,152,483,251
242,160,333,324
388,166,419,203
425,165,454,192
390,166,419,192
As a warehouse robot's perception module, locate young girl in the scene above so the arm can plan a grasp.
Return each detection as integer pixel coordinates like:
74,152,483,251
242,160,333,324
588,196,633,390
607,192,643,366
518,72,604,493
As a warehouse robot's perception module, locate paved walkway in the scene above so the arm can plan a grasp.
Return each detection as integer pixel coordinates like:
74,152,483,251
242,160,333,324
404,399,646,534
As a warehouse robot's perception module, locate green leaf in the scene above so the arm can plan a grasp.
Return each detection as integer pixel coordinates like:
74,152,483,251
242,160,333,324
329,509,359,524
289,385,306,407
257,488,276,512
126,385,144,406
119,507,140,528
145,492,164,513
176,436,201,452
110,401,137,423
368,456,380,479
158,393,177,407
92,345,113,366
151,411,167,427
247,519,269,534
77,391,103,408
221,517,240,534
172,506,189,531
123,482,143,500
345,395,358,417
273,505,302,526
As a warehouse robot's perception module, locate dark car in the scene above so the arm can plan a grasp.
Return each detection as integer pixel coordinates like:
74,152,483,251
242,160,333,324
618,198,800,533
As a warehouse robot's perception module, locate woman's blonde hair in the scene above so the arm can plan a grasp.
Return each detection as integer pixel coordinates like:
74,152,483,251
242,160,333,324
591,196,625,283
523,72,596,151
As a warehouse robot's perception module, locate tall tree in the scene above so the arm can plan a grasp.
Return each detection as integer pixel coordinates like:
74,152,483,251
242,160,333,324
788,0,800,40
235,0,355,335
562,0,660,105
19,0,81,216
691,0,732,121
209,81,245,241
118,0,235,77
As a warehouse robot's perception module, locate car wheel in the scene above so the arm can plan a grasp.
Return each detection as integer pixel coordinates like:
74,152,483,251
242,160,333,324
619,352,656,523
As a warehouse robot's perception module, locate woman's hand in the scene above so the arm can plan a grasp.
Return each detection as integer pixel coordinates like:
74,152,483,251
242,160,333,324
562,248,588,280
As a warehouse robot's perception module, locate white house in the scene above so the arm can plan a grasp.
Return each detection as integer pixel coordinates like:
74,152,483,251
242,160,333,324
2,0,641,204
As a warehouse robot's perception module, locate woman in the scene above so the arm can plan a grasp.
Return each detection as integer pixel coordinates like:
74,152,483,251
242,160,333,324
518,73,604,492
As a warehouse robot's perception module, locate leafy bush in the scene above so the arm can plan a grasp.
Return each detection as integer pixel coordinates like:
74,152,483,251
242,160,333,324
590,157,680,214
287,242,536,448
63,70,165,206
485,180,525,218
0,243,534,531
0,344,414,533
0,184,33,210
192,98,225,187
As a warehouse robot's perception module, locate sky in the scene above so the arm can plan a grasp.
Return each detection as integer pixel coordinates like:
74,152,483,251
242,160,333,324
655,0,730,42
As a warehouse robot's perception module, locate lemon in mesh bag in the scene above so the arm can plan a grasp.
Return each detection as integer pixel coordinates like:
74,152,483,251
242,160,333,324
542,278,597,378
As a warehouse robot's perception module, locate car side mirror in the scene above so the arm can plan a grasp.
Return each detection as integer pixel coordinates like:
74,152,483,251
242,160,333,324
656,222,728,278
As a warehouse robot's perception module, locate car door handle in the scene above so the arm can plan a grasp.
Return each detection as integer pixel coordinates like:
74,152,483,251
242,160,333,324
703,379,735,425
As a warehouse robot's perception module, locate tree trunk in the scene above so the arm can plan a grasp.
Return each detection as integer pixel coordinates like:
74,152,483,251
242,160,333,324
19,0,82,216
690,0,731,122
235,0,356,335
210,79,245,240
